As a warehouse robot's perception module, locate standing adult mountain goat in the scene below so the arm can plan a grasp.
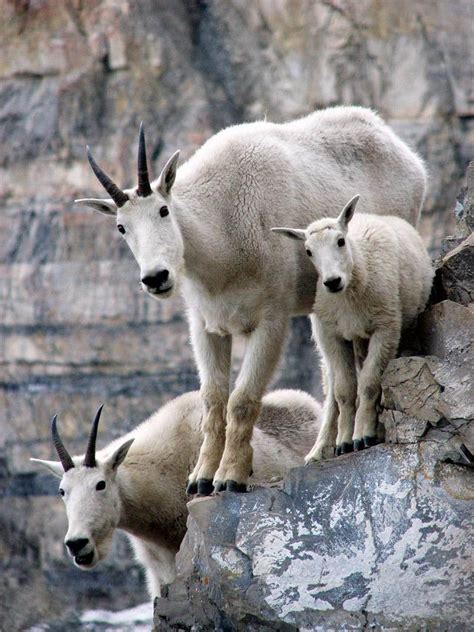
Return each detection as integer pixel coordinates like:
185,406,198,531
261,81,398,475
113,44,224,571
75,106,427,494
31,390,321,598
272,195,433,461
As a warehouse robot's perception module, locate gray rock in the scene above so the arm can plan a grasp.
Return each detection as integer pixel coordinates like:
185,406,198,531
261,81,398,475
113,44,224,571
155,445,474,631
381,298,473,456
453,161,474,236
436,234,474,305
418,300,473,361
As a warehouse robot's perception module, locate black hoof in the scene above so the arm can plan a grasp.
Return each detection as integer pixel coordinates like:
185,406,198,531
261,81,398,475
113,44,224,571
197,479,214,496
213,480,226,492
226,480,247,493
336,442,354,456
353,439,365,452
186,479,197,495
363,435,377,448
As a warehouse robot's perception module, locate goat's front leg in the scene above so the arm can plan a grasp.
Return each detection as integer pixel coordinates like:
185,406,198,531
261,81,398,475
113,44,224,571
127,536,176,600
186,313,232,496
213,317,288,492
353,323,400,450
306,318,357,461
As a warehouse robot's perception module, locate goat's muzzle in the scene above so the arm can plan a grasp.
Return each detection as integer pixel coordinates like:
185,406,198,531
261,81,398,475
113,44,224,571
323,276,343,293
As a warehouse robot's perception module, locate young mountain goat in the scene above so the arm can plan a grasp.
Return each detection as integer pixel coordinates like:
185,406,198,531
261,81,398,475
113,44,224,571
75,106,427,493
31,390,321,598
272,195,433,461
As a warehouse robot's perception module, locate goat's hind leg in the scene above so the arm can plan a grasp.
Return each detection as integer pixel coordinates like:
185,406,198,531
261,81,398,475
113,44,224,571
305,359,338,462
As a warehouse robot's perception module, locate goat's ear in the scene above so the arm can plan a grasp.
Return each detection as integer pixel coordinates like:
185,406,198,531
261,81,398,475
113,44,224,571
337,194,359,231
271,227,307,241
155,150,180,197
74,198,117,216
107,438,135,472
30,458,64,478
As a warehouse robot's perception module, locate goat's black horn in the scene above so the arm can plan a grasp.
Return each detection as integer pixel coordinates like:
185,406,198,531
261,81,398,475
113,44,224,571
83,404,104,468
51,415,75,472
137,122,153,197
86,146,129,208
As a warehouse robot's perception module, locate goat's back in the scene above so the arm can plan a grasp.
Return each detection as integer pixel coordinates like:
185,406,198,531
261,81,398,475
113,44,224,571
350,214,434,328
250,389,322,484
111,389,321,487
257,389,321,454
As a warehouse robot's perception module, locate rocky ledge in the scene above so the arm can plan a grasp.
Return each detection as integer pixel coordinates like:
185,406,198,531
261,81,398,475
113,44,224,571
154,169,474,631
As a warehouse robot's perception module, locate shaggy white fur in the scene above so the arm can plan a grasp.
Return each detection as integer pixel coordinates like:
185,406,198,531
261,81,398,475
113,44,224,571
31,389,321,598
76,106,427,491
273,195,433,461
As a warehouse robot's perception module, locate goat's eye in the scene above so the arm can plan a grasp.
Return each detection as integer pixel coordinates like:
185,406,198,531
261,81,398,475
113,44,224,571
96,481,106,491
306,249,312,257
159,206,169,218
59,488,65,497
117,224,126,235
338,238,345,247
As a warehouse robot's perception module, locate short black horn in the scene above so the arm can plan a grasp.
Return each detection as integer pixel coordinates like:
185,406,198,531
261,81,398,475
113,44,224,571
51,415,75,472
137,122,152,197
86,146,129,208
83,404,104,468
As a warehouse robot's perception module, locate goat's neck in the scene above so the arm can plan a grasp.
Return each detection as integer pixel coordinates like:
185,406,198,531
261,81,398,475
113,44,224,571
172,185,230,288
115,467,159,536
347,241,368,294
115,465,185,549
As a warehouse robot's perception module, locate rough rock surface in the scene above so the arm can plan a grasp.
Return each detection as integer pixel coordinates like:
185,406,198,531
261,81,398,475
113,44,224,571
154,171,474,629
1,1,473,629
156,446,473,631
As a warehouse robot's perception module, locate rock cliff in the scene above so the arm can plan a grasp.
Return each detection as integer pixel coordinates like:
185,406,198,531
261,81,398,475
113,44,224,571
0,1,473,630
154,169,473,630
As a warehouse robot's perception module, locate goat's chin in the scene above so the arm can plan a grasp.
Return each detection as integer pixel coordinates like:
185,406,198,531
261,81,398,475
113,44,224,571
74,548,99,570
144,285,175,300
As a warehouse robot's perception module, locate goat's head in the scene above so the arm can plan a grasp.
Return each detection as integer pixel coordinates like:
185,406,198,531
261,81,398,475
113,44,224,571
31,406,134,571
271,195,359,294
75,124,183,299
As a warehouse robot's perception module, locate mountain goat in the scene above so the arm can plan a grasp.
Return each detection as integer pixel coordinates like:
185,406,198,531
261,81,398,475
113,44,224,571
272,195,433,461
31,389,321,598
75,106,427,493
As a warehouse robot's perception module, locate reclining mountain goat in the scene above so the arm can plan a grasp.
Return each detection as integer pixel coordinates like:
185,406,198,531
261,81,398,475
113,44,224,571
272,195,433,461
31,390,321,598
75,105,427,494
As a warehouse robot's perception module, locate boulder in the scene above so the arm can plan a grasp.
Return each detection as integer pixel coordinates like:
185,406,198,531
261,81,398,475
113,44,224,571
436,235,474,305
155,445,473,631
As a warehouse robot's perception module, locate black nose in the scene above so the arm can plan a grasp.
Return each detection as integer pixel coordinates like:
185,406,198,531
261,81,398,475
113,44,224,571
65,538,89,555
323,277,342,292
141,269,169,289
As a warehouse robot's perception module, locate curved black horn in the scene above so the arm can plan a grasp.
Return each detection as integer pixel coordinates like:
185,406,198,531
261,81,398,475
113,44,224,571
51,415,75,472
83,404,104,468
137,122,153,197
86,146,129,208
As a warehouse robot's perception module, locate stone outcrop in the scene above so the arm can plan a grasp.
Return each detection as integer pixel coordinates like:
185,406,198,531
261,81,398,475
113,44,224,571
156,445,472,631
1,1,473,629
154,168,474,629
